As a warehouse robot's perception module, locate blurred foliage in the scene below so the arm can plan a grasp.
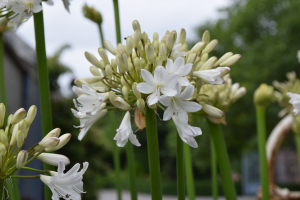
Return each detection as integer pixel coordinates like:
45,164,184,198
48,0,300,197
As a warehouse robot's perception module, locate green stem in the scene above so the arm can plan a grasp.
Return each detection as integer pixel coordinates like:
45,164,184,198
98,24,104,48
295,134,300,174
126,142,137,200
255,106,269,200
22,167,50,174
113,0,121,44
207,120,237,200
183,144,195,200
33,10,53,200
176,134,185,200
10,175,40,179
0,180,4,200
109,111,122,200
210,135,218,200
145,106,162,200
5,178,20,200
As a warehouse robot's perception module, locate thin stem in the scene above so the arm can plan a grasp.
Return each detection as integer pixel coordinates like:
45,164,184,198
10,175,40,179
126,142,137,200
33,10,54,200
255,106,270,200
183,143,195,200
176,134,185,200
207,120,237,200
109,111,122,200
22,167,50,174
145,106,162,200
295,134,300,174
98,24,105,48
210,135,218,200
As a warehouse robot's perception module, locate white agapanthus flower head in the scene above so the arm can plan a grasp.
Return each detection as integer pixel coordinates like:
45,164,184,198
288,92,300,115
137,66,178,105
160,83,202,121
40,160,89,200
114,111,141,147
11,0,42,18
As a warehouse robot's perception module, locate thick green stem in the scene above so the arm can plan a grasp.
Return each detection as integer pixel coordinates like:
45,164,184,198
0,180,4,200
255,106,270,200
176,134,185,200
295,134,300,174
108,111,122,200
145,106,162,200
208,121,237,200
126,142,137,200
113,0,121,44
210,135,218,200
33,10,53,200
183,144,195,200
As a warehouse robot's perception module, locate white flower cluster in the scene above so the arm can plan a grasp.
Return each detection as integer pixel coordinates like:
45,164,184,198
0,0,70,29
72,20,241,148
0,103,88,199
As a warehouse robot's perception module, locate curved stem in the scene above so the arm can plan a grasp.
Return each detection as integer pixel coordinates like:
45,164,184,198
176,134,185,200
210,135,218,200
145,106,162,200
255,106,270,200
183,144,195,200
208,120,237,200
33,10,53,200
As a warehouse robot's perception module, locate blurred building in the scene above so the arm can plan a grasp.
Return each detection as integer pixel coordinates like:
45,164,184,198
2,31,43,200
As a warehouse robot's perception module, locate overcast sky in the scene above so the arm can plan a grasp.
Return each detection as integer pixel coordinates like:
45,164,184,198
16,0,231,95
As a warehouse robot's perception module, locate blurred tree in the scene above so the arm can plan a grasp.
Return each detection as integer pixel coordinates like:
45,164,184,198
190,0,300,175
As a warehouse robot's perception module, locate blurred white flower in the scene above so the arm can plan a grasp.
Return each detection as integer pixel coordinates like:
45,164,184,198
193,68,225,84
166,57,192,86
171,43,188,59
11,0,42,18
288,92,300,115
40,160,88,200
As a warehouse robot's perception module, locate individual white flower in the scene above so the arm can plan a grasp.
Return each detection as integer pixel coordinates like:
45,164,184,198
171,43,188,59
172,115,202,148
76,85,109,115
137,66,178,105
160,83,202,121
166,57,192,86
11,0,42,18
114,111,141,147
40,160,88,200
193,68,225,85
72,108,108,140
288,92,300,115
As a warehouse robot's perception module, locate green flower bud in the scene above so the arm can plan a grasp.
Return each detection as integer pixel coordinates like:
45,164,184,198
36,137,60,152
16,130,24,148
46,133,71,152
0,142,6,155
190,42,205,54
75,76,103,85
0,103,5,128
117,53,128,73
104,40,118,55
0,129,8,147
137,41,145,58
11,108,26,125
166,33,176,53
137,98,145,115
155,56,162,68
159,43,167,61
220,54,241,67
82,4,102,24
181,43,188,52
109,91,116,106
114,97,131,110
105,64,113,80
153,32,159,41
132,83,141,99
145,43,155,63
25,105,37,126
186,53,196,64
202,39,218,54
202,30,210,44
126,36,134,55
178,28,186,44
90,66,101,76
42,128,61,142
16,150,28,169
85,51,102,68
214,52,233,67
122,86,129,101
254,84,274,107
142,32,148,43
111,59,117,72
98,48,110,65
133,30,141,48
202,104,224,119
202,57,218,70
132,20,141,32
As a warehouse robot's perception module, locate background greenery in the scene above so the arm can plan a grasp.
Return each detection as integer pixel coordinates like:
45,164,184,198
48,0,300,198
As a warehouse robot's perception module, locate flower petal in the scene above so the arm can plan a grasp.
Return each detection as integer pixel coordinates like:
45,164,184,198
137,83,155,94
141,69,156,86
178,84,194,100
159,95,171,106
148,90,160,105
163,106,173,121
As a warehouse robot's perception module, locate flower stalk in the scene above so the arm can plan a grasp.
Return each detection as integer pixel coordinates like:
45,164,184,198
0,180,4,200
176,133,185,200
210,136,218,200
33,10,53,200
126,142,137,200
183,144,195,200
295,134,300,173
208,120,237,200
145,106,162,200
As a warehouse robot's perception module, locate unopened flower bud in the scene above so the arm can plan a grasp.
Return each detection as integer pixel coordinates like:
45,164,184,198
0,130,8,147
25,105,37,126
220,54,241,67
122,86,130,101
105,64,113,80
137,98,145,115
16,150,28,169
137,41,145,58
98,48,110,65
202,104,224,119
126,36,134,54
46,133,71,152
181,43,188,52
190,42,205,54
117,53,128,73
0,142,6,155
85,51,102,68
16,130,24,148
153,40,159,54
186,53,197,64
9,125,18,146
111,59,117,72
43,128,61,142
36,137,60,151
132,83,141,99
202,39,218,54
161,35,168,44
201,57,218,70
153,32,159,41
90,66,101,76
140,59,146,69
254,84,274,107
99,60,105,70
218,67,231,77
159,43,167,61
18,120,27,133
114,97,131,110
202,30,210,44
142,32,148,43
36,153,70,166
104,40,118,55
145,43,155,63
214,52,233,67
109,91,116,106
133,30,141,48
232,87,246,101
11,108,26,125
178,28,186,44
76,76,103,85
132,20,141,32
155,56,162,67
166,33,176,53
0,103,5,128
7,114,13,126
